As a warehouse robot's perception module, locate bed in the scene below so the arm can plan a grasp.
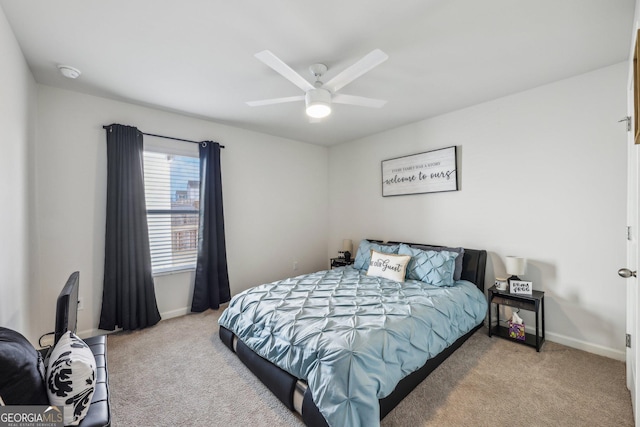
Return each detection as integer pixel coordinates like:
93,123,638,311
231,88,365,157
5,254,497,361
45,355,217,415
218,240,487,427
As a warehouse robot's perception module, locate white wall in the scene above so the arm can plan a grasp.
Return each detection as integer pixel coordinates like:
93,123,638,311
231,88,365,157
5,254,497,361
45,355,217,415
34,86,329,338
0,6,37,339
329,63,628,359
1,1,628,361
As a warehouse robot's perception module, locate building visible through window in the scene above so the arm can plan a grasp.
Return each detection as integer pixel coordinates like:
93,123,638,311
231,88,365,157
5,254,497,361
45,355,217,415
143,151,199,273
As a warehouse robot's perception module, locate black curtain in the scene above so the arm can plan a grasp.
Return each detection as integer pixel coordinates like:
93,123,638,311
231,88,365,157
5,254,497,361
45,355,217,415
191,141,230,312
99,124,161,331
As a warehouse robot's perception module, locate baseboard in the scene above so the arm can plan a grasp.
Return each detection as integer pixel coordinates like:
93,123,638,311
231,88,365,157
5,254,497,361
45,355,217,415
492,318,626,361
546,331,625,361
78,307,190,340
160,307,190,320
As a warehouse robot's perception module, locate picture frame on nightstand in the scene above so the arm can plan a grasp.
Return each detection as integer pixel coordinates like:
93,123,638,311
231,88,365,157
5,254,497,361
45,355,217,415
510,280,533,295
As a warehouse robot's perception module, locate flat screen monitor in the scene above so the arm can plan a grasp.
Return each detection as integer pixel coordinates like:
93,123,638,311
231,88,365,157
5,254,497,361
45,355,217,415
54,271,79,344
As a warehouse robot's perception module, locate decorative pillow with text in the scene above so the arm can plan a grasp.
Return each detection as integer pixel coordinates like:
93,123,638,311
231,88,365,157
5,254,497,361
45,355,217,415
366,250,411,282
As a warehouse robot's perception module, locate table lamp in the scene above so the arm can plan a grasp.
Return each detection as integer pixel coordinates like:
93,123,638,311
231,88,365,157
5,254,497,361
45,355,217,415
505,256,526,283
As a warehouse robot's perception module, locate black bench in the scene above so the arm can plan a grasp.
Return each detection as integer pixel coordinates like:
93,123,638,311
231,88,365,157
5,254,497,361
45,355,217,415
78,335,110,427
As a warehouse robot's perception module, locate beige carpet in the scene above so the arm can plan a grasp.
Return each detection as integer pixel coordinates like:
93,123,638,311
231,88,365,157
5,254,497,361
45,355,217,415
108,310,633,427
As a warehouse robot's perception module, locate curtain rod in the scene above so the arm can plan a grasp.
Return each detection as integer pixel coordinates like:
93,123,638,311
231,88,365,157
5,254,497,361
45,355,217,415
102,125,225,148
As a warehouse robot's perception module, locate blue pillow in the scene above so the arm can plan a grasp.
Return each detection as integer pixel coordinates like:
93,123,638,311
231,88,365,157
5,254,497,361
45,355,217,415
408,244,465,281
354,240,399,270
398,244,458,286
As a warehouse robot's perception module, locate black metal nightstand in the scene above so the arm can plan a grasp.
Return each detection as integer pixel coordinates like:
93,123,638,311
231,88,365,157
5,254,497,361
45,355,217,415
488,285,545,351
330,257,354,269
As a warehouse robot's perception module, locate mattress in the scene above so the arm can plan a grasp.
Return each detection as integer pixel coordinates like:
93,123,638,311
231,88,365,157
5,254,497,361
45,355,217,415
218,265,487,427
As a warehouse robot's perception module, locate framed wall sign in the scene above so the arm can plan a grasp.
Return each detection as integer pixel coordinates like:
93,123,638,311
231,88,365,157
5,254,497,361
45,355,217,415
509,280,533,295
381,146,458,197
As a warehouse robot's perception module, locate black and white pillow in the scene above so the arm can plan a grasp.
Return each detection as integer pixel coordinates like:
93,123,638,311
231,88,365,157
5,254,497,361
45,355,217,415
46,331,96,426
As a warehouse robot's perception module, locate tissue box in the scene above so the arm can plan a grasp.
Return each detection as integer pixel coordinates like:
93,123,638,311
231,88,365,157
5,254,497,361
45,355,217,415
508,321,525,341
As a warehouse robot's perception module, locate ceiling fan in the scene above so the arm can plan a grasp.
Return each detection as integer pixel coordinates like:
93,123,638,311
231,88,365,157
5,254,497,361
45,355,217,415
246,49,389,119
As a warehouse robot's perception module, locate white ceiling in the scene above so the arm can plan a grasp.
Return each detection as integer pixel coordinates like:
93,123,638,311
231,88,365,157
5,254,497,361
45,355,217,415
0,0,635,146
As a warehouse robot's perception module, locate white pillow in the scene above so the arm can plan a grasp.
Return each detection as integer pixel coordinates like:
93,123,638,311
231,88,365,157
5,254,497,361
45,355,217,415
46,331,96,426
366,249,411,282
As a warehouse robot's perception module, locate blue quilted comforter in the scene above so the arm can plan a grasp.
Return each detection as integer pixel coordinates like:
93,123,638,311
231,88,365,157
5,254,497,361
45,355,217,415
218,266,487,427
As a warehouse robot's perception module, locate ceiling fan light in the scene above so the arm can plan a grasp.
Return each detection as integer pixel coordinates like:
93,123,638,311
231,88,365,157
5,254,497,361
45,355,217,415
306,102,331,118
305,89,332,118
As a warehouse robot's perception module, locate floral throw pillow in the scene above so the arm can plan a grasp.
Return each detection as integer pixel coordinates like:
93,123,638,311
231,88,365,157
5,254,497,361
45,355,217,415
46,331,96,426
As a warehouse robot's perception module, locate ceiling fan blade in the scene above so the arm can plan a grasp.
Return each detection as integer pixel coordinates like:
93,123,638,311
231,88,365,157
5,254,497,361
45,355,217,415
255,50,314,92
246,95,304,107
333,94,387,108
324,49,388,92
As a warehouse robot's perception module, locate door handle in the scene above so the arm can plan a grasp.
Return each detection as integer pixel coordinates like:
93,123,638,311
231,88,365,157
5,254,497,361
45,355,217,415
618,268,637,278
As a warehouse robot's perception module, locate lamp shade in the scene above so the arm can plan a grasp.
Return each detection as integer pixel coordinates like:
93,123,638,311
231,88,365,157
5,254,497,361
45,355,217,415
342,239,353,253
505,256,526,276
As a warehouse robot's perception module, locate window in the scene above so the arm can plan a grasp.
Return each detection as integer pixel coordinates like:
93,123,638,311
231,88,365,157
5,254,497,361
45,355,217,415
143,150,200,274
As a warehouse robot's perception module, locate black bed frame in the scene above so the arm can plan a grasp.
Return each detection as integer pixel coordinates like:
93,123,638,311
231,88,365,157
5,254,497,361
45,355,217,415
219,242,487,426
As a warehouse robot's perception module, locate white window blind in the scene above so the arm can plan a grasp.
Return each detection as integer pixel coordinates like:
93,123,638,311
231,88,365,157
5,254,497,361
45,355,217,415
143,150,200,274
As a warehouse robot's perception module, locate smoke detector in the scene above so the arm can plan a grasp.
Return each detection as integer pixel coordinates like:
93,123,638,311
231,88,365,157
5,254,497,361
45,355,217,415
57,65,81,79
